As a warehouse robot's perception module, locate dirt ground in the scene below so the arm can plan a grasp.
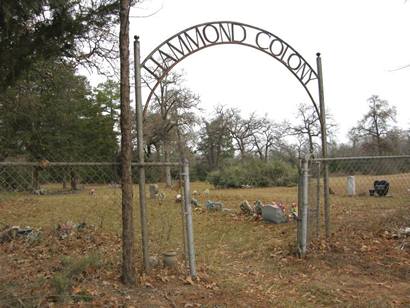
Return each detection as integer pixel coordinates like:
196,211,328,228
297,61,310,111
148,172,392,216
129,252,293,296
0,182,409,307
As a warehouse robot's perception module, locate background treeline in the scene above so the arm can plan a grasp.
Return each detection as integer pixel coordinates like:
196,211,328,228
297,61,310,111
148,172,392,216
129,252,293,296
1,1,409,189
1,67,410,188
2,66,410,189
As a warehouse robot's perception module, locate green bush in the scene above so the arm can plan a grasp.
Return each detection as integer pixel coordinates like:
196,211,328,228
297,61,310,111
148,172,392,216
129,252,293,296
208,158,297,188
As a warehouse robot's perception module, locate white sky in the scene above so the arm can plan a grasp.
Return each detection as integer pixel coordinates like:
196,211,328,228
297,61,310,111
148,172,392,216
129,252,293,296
125,0,410,142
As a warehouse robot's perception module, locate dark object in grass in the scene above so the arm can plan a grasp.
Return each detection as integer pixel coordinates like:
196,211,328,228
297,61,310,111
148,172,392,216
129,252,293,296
206,200,223,211
373,180,390,197
0,226,18,243
0,226,41,243
254,200,263,216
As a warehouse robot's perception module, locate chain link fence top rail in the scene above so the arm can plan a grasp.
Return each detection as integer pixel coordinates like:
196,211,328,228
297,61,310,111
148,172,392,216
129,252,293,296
306,155,410,244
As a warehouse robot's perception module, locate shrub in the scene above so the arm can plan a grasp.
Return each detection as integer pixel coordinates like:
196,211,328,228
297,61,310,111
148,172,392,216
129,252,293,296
208,158,297,188
50,253,102,302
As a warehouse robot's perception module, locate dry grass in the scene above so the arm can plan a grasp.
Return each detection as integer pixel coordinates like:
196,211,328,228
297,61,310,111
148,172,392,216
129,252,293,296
0,175,409,306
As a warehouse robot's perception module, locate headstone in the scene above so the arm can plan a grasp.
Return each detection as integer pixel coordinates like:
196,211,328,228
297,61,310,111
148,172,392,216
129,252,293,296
240,200,253,215
374,180,389,196
191,198,199,207
149,184,159,199
206,200,223,211
261,205,288,224
347,176,356,196
254,200,263,215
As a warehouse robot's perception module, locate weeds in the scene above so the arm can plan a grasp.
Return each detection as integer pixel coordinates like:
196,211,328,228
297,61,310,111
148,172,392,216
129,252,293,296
50,252,102,302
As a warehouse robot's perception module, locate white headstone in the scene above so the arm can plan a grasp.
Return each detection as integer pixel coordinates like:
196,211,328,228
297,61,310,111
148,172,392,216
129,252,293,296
347,176,356,196
149,184,159,199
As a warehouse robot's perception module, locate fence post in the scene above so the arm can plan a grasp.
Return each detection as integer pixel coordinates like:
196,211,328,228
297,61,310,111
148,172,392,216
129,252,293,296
134,36,149,272
316,162,321,238
32,166,39,190
182,159,196,278
297,162,303,249
316,53,330,238
299,157,309,257
179,163,189,272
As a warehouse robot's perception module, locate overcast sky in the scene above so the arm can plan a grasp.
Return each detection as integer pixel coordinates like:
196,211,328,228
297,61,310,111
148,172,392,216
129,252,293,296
124,0,410,142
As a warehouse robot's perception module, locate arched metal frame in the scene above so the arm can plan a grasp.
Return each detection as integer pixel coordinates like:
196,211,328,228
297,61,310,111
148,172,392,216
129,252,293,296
141,21,321,118
134,21,330,277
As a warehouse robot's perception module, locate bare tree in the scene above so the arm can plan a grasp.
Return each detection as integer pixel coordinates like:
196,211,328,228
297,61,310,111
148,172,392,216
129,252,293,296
350,95,397,155
145,72,200,186
198,106,234,170
251,117,285,161
213,108,260,158
287,103,321,154
119,0,135,285
286,102,336,156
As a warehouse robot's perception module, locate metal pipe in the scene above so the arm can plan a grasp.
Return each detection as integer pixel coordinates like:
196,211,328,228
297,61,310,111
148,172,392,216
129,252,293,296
176,125,189,272
182,159,196,277
316,53,330,239
0,161,179,167
179,164,189,272
310,155,410,162
134,36,150,272
300,157,309,257
2,155,409,167
131,162,181,166
316,162,321,238
296,162,303,250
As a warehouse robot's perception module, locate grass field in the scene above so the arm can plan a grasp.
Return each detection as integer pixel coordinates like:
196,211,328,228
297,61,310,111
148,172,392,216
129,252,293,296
0,176,409,307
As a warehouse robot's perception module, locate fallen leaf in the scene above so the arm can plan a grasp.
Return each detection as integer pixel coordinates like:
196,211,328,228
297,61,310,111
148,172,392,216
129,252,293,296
184,276,194,285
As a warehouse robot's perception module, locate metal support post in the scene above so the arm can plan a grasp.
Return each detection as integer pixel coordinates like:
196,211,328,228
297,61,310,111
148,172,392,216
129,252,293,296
300,157,309,257
182,159,196,278
179,163,189,271
134,36,149,272
315,162,321,238
316,53,330,239
296,162,303,248
176,126,189,270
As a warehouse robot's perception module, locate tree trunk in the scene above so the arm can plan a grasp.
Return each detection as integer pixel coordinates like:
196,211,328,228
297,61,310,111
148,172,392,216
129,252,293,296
119,0,135,285
164,141,172,187
308,134,314,154
62,175,67,189
154,143,161,161
32,167,39,191
70,170,78,191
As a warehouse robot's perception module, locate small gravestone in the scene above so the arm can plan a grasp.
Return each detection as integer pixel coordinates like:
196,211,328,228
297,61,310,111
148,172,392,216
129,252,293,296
254,200,263,215
191,198,199,207
261,205,288,224
149,184,159,199
347,176,356,196
374,180,389,196
240,200,253,215
206,200,223,211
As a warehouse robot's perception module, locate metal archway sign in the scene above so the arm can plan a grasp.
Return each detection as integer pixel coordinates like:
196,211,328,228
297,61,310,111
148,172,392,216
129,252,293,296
140,21,321,117
133,21,330,277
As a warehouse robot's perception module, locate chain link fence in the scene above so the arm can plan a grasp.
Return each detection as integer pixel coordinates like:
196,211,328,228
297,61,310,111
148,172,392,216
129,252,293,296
301,155,410,251
0,160,192,267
